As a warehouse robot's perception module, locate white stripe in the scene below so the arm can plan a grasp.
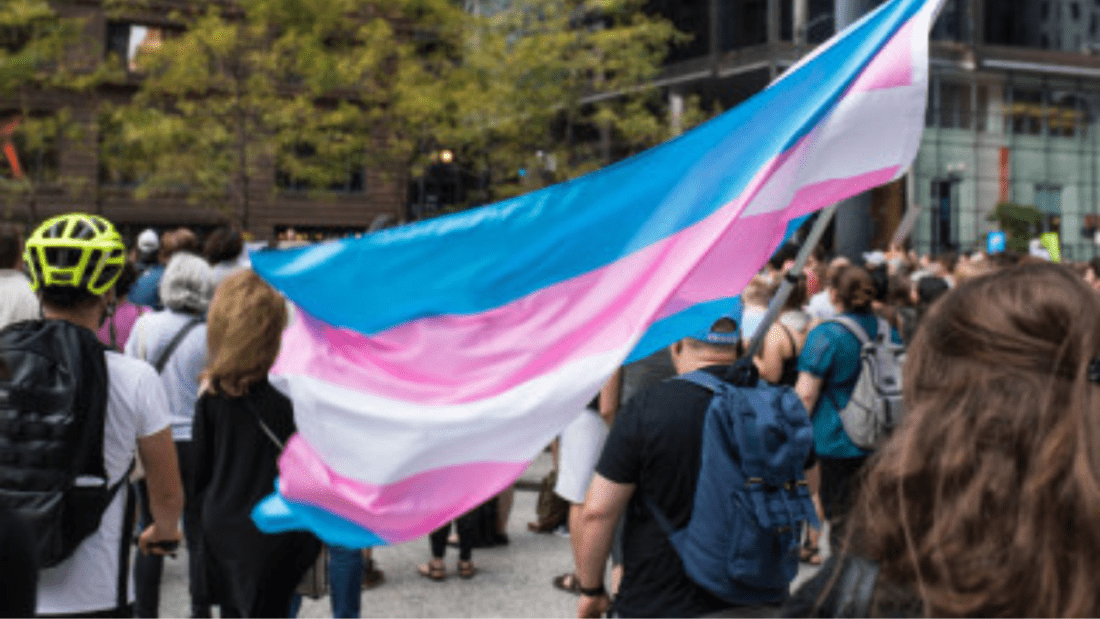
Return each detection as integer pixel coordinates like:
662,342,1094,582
742,3,936,218
271,342,634,485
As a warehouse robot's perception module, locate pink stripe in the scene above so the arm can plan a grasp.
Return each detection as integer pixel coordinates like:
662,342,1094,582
272,13,918,406
278,434,527,543
274,164,902,406
849,19,914,92
660,167,901,317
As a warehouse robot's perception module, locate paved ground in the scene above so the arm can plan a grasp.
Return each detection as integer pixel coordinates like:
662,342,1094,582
157,451,824,617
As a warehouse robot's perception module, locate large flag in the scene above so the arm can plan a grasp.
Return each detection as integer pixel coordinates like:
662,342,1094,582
251,0,945,547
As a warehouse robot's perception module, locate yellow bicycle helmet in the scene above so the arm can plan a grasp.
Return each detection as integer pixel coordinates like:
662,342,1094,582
24,213,126,296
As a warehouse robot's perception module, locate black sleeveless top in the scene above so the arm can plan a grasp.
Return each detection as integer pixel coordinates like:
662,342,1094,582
778,324,800,387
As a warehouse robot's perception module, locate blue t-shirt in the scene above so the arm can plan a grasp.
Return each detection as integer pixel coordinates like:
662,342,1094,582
128,264,165,310
798,312,901,459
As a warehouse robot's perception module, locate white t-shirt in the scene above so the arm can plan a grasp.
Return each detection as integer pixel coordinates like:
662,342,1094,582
0,269,40,328
37,351,172,615
125,309,207,442
805,290,837,320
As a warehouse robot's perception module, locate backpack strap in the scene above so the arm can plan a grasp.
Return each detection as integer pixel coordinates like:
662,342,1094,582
873,317,891,343
153,317,202,374
826,316,871,346
834,554,880,618
116,472,135,612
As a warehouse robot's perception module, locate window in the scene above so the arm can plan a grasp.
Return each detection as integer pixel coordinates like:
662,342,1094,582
105,22,166,72
1008,88,1043,135
1041,1,1050,20
1073,2,1081,19
1091,13,1098,35
937,80,973,129
1036,184,1063,217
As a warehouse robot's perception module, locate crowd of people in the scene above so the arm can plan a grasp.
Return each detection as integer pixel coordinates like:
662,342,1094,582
4,212,1100,618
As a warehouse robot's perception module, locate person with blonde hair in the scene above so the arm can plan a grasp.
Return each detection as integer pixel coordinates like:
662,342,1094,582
784,262,1100,617
192,270,320,618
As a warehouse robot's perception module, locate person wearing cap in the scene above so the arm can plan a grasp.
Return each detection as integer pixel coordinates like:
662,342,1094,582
573,317,746,619
0,222,39,328
134,229,160,277
129,228,198,311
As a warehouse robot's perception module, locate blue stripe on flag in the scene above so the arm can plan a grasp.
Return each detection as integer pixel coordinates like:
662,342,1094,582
251,0,923,336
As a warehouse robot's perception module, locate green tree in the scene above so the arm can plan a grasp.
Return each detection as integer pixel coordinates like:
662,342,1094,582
404,0,704,207
988,201,1043,254
103,0,407,229
0,0,111,222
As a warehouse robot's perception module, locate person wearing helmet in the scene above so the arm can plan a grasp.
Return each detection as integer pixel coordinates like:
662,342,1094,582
9,213,184,617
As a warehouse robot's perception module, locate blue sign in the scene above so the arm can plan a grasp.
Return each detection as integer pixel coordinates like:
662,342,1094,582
987,231,1006,254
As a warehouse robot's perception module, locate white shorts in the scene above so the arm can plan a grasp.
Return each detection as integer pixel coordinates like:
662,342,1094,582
554,409,610,504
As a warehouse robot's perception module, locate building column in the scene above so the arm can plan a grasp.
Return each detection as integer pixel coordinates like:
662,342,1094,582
832,0,877,260
669,88,685,137
793,0,808,45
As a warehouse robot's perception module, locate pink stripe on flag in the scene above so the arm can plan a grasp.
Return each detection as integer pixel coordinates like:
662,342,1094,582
277,434,527,543
273,164,902,406
849,19,915,92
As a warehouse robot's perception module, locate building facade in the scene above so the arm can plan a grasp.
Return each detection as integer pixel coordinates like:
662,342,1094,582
1,2,404,242
651,0,1100,259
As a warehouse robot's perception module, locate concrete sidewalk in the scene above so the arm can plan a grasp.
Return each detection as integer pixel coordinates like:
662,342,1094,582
156,451,823,617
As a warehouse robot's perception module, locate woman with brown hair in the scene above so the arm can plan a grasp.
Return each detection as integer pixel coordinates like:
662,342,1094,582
784,262,1100,617
794,265,900,547
192,270,320,618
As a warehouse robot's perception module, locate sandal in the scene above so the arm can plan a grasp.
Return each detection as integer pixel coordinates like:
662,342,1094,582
457,560,477,579
552,572,581,595
416,562,446,581
800,542,823,565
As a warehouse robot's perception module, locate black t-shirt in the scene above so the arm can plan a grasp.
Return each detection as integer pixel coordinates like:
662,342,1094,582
596,365,732,618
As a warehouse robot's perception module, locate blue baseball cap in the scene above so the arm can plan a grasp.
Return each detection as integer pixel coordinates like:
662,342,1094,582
689,314,741,345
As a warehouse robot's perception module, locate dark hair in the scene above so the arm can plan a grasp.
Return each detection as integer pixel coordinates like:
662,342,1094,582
841,263,1100,617
935,251,959,273
834,265,875,313
768,243,799,272
40,285,99,310
886,275,912,307
0,225,21,269
781,273,808,312
916,276,949,306
203,226,244,265
869,264,889,302
113,261,139,300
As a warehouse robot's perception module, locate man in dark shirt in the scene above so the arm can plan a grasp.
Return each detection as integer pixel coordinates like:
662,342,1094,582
574,317,741,618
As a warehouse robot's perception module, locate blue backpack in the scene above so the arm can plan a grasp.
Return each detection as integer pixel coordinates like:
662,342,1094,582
648,370,818,606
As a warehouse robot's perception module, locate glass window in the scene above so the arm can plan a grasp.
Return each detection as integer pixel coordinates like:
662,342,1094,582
1009,88,1043,135
104,22,166,72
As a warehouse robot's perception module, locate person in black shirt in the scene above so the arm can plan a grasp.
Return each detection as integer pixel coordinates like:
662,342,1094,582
574,317,741,618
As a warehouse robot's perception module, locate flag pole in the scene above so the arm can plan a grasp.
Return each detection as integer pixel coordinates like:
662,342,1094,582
744,203,838,361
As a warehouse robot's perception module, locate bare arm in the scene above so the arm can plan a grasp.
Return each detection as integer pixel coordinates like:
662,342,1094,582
136,428,184,554
756,324,787,384
597,369,623,426
575,474,634,618
795,372,823,418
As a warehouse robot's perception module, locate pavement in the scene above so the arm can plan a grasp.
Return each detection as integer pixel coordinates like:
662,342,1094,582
156,451,825,618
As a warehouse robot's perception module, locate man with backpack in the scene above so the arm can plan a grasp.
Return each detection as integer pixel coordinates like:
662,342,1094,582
0,213,184,617
573,317,816,618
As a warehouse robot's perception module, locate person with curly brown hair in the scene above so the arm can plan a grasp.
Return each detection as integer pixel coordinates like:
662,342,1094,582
784,262,1100,617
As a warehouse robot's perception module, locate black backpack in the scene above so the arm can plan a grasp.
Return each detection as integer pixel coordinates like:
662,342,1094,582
0,319,128,568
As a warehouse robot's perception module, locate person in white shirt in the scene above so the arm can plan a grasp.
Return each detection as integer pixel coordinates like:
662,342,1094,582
20,213,184,618
0,224,39,328
126,252,214,618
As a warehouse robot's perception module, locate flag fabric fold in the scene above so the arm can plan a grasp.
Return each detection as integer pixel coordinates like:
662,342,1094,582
250,0,944,548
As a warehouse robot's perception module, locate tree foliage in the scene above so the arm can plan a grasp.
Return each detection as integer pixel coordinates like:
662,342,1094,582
0,0,112,221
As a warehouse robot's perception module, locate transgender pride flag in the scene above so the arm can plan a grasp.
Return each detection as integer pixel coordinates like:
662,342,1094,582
250,0,944,548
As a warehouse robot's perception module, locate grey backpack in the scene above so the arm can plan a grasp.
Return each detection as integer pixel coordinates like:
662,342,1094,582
826,316,905,450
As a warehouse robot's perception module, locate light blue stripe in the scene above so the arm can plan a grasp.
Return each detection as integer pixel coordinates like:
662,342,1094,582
251,0,926,336
252,487,388,548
